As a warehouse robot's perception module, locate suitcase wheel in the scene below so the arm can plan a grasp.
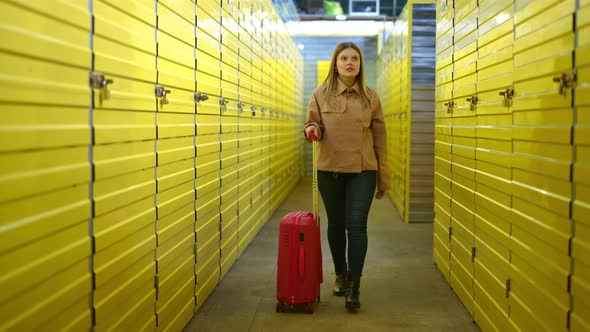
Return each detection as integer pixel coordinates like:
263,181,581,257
305,303,313,314
276,302,286,313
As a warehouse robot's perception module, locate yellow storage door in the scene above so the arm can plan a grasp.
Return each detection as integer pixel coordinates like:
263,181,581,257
236,1,256,243
236,22,254,254
434,0,454,285
195,0,222,312
450,0,478,317
237,116,254,256
385,22,408,219
196,0,221,115
220,123,239,280
471,0,513,330
0,1,88,331
250,112,265,229
221,4,240,116
572,1,590,330
155,0,198,311
156,24,196,317
269,118,280,211
219,0,240,281
195,206,221,311
260,107,273,225
92,5,158,329
223,0,240,21
510,0,575,330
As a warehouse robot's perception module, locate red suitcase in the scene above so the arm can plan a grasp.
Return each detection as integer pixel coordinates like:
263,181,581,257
276,131,323,314
276,211,322,313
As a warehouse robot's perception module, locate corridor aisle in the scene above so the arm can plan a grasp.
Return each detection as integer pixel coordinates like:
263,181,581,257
184,177,479,331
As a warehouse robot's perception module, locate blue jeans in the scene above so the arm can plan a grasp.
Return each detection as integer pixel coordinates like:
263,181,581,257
317,171,376,277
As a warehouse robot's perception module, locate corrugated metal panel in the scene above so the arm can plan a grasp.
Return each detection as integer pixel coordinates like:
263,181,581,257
94,239,155,331
380,18,407,216
0,0,305,330
409,3,436,223
0,1,91,330
433,0,454,284
195,207,221,310
157,180,195,218
92,1,158,331
157,277,194,331
510,0,574,330
449,0,477,317
472,0,513,329
432,0,454,284
157,158,195,192
156,225,194,328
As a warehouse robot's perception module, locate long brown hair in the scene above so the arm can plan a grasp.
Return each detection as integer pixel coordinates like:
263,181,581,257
322,42,372,109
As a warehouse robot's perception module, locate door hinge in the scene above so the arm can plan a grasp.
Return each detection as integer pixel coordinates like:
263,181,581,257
448,226,453,241
471,247,476,262
155,275,160,299
505,279,511,298
91,307,96,326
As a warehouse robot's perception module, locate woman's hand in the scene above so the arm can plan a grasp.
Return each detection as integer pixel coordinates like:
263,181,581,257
375,190,384,200
305,126,318,141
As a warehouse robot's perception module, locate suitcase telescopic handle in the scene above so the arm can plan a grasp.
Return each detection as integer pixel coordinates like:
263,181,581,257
311,132,319,221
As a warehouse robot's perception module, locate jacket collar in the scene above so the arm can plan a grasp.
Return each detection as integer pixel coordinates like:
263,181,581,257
335,77,361,96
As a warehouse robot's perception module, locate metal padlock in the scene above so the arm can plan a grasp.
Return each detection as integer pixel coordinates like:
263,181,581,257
466,95,478,111
155,85,171,105
499,88,514,107
552,72,576,96
194,92,209,103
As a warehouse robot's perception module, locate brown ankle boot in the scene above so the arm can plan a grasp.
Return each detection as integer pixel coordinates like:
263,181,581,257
344,276,361,310
333,272,347,296
333,265,347,296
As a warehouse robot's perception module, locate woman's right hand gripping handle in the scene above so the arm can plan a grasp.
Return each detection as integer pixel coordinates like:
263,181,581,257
305,126,318,141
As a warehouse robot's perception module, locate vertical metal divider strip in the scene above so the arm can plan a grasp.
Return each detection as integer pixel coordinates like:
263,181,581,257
153,0,160,325
236,8,242,249
217,1,223,281
88,0,96,329
507,0,516,312
569,0,580,328
193,0,198,306
154,0,159,222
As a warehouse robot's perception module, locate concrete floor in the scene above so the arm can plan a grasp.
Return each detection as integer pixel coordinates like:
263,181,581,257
183,177,480,332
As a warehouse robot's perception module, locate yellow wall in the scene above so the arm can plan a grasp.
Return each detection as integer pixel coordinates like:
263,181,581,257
316,60,331,86
431,0,589,330
0,0,304,331
377,0,436,223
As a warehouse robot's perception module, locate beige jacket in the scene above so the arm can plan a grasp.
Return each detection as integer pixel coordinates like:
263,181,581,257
304,80,390,192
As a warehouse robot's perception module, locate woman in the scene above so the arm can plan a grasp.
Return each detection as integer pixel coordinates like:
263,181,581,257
303,42,389,310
